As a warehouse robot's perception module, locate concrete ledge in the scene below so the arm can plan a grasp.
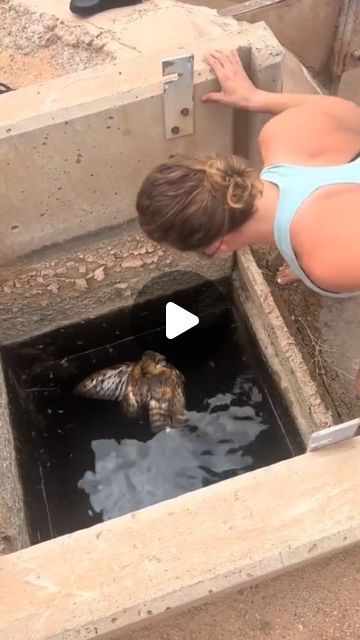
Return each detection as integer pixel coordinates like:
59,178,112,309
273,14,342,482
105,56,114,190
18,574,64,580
0,361,29,554
0,437,359,640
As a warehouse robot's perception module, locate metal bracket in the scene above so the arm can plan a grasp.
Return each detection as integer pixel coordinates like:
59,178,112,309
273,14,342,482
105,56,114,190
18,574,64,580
307,418,360,452
162,54,194,140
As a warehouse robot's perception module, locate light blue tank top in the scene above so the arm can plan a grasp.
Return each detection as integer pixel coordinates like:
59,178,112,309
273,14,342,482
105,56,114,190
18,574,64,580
260,157,360,298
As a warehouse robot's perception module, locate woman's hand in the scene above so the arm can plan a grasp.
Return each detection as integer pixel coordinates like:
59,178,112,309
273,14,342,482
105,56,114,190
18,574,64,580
202,49,259,110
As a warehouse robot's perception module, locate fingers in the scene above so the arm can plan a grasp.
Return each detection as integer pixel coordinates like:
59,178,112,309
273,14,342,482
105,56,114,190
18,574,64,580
201,91,227,104
203,51,228,83
204,49,242,72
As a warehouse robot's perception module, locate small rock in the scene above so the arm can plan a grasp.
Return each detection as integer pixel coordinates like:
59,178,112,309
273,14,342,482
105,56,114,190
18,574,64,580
42,15,58,32
3,285,13,294
114,282,128,289
93,266,105,282
75,278,88,291
121,256,144,269
61,32,78,47
142,254,158,265
47,282,59,294
78,265,87,274
42,269,56,278
91,39,106,51
43,33,59,47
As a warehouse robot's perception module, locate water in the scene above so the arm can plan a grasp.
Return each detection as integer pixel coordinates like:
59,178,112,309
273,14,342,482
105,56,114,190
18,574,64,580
78,395,266,521
3,278,300,542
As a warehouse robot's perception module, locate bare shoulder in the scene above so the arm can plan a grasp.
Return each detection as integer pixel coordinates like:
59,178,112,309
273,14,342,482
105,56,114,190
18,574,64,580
293,186,360,293
259,100,360,166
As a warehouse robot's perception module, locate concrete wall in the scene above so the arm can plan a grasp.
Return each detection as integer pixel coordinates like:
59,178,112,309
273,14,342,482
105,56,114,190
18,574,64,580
0,3,281,263
221,0,341,75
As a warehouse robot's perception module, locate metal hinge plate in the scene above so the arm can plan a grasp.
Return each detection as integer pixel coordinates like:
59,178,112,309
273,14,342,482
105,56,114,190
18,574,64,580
307,417,360,452
162,54,194,140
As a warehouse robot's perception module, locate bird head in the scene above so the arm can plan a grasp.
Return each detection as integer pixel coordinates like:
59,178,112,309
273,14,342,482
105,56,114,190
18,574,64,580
141,350,166,374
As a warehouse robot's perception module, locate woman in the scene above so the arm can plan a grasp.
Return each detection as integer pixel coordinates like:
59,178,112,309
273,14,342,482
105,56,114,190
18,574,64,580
136,50,360,297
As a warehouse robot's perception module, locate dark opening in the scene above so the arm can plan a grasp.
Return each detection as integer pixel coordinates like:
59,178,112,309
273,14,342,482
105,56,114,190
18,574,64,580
2,276,303,543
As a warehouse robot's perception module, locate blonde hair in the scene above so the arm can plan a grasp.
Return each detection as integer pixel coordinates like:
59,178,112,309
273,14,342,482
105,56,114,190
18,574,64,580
135,154,260,251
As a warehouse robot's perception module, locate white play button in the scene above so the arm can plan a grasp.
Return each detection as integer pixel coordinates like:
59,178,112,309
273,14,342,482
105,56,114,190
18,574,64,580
166,302,199,339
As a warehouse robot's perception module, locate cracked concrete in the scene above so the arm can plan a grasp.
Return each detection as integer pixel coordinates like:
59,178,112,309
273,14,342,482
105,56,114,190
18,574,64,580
0,219,232,343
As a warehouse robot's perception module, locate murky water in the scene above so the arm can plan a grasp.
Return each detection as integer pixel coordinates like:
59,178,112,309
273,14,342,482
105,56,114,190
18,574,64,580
78,392,266,521
3,278,299,541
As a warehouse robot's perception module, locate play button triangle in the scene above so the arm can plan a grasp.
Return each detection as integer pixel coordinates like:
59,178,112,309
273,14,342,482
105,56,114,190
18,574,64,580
165,302,199,339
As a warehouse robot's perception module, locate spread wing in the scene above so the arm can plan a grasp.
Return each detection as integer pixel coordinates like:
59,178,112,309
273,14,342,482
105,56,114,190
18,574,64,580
74,363,132,402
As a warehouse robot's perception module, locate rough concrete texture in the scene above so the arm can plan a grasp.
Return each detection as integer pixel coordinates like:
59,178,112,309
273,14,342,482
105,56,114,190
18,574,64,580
0,438,359,639
0,361,30,554
0,221,232,343
123,546,360,640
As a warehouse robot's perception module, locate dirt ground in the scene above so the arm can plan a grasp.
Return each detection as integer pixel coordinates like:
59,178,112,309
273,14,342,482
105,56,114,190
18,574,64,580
0,0,113,88
0,49,62,87
124,546,360,640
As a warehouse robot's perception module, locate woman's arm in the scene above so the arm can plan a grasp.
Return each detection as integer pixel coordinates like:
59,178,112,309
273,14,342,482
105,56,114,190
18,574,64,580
203,50,360,121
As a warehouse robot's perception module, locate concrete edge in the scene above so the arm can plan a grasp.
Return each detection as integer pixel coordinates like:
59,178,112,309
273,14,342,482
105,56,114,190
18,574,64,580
234,249,334,442
0,360,30,554
0,437,359,640
0,29,257,133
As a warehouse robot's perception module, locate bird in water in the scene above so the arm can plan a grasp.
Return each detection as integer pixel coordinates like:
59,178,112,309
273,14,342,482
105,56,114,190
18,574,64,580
74,350,187,433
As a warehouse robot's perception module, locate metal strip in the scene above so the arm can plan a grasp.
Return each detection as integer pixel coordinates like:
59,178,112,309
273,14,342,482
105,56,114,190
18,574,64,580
162,55,194,140
307,417,360,452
